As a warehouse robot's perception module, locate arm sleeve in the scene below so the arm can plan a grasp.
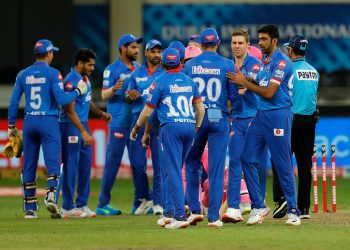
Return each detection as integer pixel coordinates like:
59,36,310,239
52,70,79,105
145,82,161,108
8,72,24,125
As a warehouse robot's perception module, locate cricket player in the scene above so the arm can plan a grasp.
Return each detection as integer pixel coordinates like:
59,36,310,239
131,48,205,229
184,28,239,227
126,39,164,215
227,24,301,226
96,34,142,215
7,39,87,219
223,28,268,223
59,49,112,218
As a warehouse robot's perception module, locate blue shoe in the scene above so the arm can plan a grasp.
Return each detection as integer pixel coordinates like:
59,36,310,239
96,204,122,216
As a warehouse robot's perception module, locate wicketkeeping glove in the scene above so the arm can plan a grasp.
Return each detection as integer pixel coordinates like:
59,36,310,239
2,129,23,158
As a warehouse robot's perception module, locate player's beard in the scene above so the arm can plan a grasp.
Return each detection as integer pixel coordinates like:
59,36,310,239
149,57,161,66
126,51,138,61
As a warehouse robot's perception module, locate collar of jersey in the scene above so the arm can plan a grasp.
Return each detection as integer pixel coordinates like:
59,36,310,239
293,57,306,63
263,48,281,65
34,61,49,66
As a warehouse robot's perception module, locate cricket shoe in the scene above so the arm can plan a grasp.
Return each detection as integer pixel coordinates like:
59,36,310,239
157,216,174,227
187,211,204,225
222,208,243,223
247,208,264,226
134,199,153,215
208,220,223,227
24,210,38,219
261,206,270,217
76,206,96,217
299,209,310,219
44,191,61,219
273,197,287,219
286,212,301,226
61,208,88,218
96,204,122,215
240,202,252,215
152,205,164,215
165,218,189,229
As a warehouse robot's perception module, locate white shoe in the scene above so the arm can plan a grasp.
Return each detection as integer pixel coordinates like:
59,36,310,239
247,208,264,226
165,219,189,229
24,210,38,219
222,208,243,223
208,220,223,227
61,208,88,218
76,206,96,217
240,202,251,215
153,205,164,215
134,199,153,215
286,213,301,226
187,213,204,225
261,206,270,217
157,216,173,227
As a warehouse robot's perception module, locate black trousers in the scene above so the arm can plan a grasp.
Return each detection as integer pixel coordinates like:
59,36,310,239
272,114,316,210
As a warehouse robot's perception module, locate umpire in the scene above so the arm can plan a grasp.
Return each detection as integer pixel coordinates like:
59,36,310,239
285,34,319,219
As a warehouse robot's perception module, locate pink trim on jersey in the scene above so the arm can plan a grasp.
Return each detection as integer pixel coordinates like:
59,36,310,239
192,96,202,103
270,78,282,85
145,103,156,108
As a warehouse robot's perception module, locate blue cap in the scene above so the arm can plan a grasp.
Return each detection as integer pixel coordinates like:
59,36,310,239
189,34,201,44
168,41,185,60
146,39,163,50
34,39,59,54
118,34,143,49
162,48,180,66
200,28,220,46
284,34,308,51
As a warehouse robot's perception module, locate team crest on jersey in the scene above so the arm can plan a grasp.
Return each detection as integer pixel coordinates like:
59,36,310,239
273,128,284,136
252,64,261,72
150,83,156,91
68,136,79,143
277,60,286,69
114,132,124,139
64,82,74,91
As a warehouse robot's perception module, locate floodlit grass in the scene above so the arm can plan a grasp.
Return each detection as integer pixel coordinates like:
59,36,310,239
0,178,349,250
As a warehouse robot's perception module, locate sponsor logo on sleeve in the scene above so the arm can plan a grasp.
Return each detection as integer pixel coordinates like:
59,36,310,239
68,136,79,143
274,70,285,78
103,70,110,78
64,81,74,91
114,132,124,139
150,83,156,91
252,64,261,72
273,128,284,136
277,60,286,69
147,93,153,101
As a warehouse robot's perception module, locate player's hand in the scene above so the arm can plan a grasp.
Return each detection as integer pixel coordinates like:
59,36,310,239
128,89,140,100
238,87,247,95
226,72,246,87
141,133,150,148
7,125,18,138
76,80,87,95
130,126,140,141
112,79,124,92
101,112,112,122
81,131,93,146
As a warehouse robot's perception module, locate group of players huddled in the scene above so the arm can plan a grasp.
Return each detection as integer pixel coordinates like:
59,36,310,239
8,24,306,228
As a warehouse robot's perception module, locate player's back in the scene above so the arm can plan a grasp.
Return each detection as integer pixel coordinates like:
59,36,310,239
185,51,234,115
151,71,200,125
17,61,61,116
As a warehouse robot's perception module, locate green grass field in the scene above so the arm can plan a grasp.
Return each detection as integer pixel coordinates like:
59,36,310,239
0,177,349,250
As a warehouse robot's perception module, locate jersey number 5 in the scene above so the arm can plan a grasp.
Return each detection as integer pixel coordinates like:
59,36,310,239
30,86,42,109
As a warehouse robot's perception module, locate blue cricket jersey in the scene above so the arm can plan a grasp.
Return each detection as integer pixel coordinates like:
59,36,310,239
127,65,164,115
232,54,262,118
146,69,201,125
102,59,140,128
8,61,79,125
59,68,92,122
184,51,236,116
258,49,293,110
292,58,319,115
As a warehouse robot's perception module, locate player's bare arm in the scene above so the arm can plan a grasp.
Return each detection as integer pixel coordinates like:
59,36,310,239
89,102,112,122
193,100,205,131
65,101,93,146
141,123,152,148
101,78,124,101
130,105,154,140
227,71,279,99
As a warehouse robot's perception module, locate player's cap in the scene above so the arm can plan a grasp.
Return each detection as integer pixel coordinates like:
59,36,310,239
34,39,59,54
168,41,185,60
248,45,263,62
146,39,163,50
189,34,201,44
162,48,180,66
118,34,143,49
184,46,202,61
283,34,308,51
200,28,220,46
